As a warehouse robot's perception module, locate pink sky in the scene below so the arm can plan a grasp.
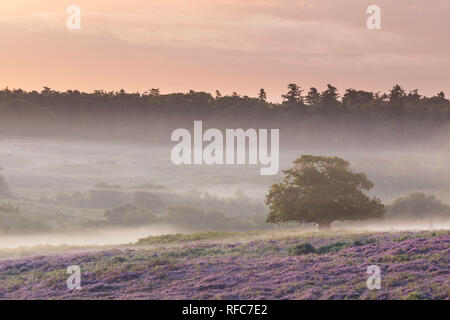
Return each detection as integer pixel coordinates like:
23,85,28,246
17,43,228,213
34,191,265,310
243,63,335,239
0,0,449,101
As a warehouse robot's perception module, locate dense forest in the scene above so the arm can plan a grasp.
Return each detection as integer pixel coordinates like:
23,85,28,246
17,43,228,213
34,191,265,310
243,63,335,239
0,84,449,145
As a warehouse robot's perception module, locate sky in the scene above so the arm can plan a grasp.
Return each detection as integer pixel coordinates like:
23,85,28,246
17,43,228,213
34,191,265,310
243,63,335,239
0,0,449,102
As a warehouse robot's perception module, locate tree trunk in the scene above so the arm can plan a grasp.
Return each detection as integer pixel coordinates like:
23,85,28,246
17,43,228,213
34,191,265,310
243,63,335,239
318,222,332,231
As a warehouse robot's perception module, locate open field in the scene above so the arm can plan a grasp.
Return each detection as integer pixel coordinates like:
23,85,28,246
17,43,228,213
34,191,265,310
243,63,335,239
0,138,449,300
0,229,448,300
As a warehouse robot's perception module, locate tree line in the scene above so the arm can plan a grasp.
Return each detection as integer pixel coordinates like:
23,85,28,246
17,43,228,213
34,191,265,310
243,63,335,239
0,84,448,141
0,84,448,120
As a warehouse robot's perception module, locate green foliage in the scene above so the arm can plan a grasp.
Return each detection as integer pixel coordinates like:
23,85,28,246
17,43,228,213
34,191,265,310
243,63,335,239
54,190,128,209
387,193,450,221
320,84,340,110
282,83,303,105
258,88,267,103
88,190,127,209
0,85,448,124
133,191,163,211
343,89,374,109
266,155,385,229
316,241,348,254
287,239,374,256
136,231,238,245
53,191,86,207
403,291,423,300
164,205,268,231
305,87,320,106
165,205,227,228
0,85,448,143
287,242,316,255
0,203,49,233
389,84,406,106
39,187,268,232
104,204,157,226
352,238,376,246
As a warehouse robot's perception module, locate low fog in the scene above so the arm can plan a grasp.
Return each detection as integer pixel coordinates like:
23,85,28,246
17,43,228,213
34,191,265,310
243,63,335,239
0,127,449,248
0,224,183,249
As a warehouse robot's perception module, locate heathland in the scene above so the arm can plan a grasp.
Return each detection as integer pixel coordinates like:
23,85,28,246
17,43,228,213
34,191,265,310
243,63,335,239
0,229,448,299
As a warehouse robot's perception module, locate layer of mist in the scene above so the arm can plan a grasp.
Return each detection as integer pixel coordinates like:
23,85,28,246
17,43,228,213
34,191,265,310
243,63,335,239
0,126,449,249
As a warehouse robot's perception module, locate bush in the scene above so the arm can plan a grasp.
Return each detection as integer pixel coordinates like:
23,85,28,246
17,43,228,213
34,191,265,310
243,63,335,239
316,241,348,254
0,203,49,233
403,291,423,300
352,238,376,246
137,231,237,245
133,191,163,210
54,191,85,207
164,204,270,231
165,205,229,230
88,190,127,209
287,241,350,256
104,204,157,226
387,193,450,221
287,243,316,255
54,190,128,209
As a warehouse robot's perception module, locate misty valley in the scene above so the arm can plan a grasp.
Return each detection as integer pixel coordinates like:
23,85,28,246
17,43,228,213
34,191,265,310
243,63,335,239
0,133,449,249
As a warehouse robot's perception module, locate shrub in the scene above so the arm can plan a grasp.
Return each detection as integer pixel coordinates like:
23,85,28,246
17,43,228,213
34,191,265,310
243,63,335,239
54,190,129,209
88,190,127,209
54,191,85,206
316,241,348,254
352,238,376,246
164,204,269,231
137,231,236,245
287,243,316,256
403,291,423,300
0,204,49,233
165,205,229,230
133,191,163,210
104,204,157,226
387,193,450,221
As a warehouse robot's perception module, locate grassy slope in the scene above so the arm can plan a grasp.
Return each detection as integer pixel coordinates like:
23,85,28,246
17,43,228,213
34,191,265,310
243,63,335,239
0,230,448,300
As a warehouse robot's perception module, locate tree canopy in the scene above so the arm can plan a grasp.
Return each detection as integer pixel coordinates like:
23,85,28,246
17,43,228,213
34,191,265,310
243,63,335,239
0,84,448,121
265,155,385,229
387,193,450,221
